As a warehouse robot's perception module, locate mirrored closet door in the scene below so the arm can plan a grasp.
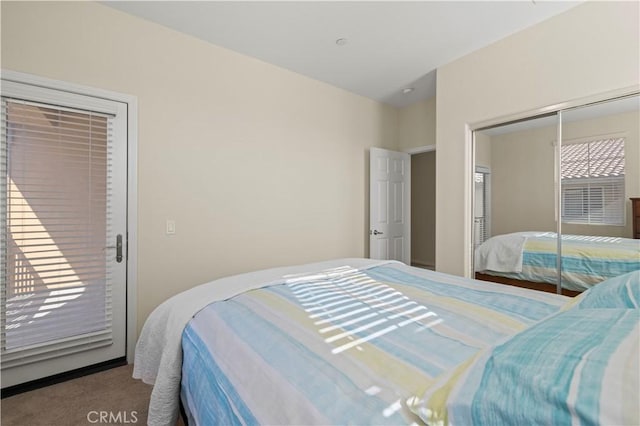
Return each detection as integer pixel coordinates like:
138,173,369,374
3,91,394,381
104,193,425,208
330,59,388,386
473,113,565,294
559,95,640,291
473,93,640,296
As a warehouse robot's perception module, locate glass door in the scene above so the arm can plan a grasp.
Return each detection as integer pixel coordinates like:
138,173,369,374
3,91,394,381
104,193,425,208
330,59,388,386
1,80,128,388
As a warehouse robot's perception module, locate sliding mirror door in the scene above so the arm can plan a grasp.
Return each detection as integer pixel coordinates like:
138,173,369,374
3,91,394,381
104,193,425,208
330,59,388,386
473,92,639,296
559,95,640,292
473,113,564,293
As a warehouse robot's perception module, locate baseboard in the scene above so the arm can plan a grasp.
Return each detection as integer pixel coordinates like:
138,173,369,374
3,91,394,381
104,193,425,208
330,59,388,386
1,357,127,398
411,259,435,270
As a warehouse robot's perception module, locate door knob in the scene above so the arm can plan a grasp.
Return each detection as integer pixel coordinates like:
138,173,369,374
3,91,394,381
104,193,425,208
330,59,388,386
370,230,384,235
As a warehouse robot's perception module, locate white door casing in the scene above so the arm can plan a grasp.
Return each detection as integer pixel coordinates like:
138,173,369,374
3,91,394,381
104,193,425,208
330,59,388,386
369,147,410,264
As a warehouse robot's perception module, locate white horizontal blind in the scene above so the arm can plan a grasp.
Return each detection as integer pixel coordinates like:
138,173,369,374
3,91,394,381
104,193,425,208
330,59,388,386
474,171,489,248
1,98,114,368
561,137,625,225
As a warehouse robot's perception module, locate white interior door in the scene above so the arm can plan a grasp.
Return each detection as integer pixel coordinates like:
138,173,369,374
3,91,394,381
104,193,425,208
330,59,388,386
369,147,410,264
1,80,127,388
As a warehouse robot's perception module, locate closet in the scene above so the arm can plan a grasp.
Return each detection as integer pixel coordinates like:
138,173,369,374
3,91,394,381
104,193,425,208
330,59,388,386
472,92,640,295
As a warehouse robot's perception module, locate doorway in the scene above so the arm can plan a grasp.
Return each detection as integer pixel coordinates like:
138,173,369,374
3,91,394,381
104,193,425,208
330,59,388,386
410,149,436,270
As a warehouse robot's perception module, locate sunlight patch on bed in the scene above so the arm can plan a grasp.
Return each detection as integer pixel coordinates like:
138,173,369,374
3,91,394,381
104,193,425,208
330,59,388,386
286,266,443,355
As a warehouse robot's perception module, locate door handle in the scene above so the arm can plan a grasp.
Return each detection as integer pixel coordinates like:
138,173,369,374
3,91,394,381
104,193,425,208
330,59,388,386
105,234,124,263
370,230,384,235
115,234,123,263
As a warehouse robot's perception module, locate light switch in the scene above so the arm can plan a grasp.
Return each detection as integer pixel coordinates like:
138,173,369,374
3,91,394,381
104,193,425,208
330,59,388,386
166,219,176,235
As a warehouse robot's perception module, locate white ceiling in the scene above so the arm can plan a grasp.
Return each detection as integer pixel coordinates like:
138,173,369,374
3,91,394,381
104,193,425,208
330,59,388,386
104,1,581,108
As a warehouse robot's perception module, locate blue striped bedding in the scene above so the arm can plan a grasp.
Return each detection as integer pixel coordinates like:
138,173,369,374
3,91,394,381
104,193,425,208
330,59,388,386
410,309,639,425
410,270,640,426
179,262,568,425
477,232,640,291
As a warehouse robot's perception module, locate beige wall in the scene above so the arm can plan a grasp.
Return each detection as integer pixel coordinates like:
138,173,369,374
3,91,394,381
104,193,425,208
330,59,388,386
489,123,557,236
398,97,436,151
1,1,399,333
398,98,437,267
411,151,436,267
436,1,640,277
487,110,639,238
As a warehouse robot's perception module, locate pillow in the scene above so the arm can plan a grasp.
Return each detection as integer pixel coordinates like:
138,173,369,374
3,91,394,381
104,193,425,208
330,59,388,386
408,308,639,426
569,270,640,309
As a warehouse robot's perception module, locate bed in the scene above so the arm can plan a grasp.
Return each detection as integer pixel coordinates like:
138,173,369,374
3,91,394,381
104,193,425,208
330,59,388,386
133,258,639,425
475,231,640,294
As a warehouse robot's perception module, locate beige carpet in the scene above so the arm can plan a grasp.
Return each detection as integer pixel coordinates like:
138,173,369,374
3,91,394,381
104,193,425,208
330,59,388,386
0,364,183,426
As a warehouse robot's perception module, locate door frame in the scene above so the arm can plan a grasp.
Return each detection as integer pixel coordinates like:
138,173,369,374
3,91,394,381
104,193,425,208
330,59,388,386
1,70,139,363
404,144,435,156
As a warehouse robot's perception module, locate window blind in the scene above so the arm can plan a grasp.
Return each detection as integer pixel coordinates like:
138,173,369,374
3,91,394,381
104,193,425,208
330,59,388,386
1,98,114,368
561,137,625,225
474,171,489,247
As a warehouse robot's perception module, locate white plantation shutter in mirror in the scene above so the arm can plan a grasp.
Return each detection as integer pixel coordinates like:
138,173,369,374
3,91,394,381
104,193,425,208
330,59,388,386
1,98,115,368
474,169,490,248
561,138,625,225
